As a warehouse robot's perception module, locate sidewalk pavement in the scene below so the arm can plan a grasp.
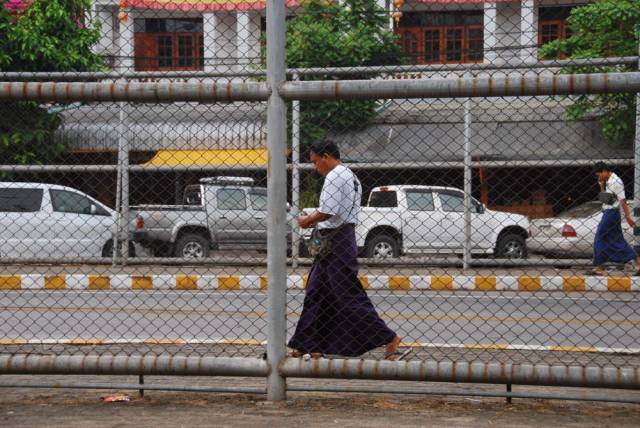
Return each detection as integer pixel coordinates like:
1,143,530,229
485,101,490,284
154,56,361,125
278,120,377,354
1,375,639,427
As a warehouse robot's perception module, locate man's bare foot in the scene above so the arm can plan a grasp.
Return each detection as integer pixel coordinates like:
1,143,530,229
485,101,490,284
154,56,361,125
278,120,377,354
384,335,401,358
288,349,304,358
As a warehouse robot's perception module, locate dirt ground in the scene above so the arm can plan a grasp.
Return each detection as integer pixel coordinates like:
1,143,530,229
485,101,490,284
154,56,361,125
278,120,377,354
1,376,639,428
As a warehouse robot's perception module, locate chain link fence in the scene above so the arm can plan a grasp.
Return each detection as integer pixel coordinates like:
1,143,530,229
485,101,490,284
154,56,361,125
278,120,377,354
1,0,640,395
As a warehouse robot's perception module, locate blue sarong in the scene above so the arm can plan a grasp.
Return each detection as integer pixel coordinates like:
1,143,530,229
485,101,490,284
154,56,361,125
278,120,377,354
593,208,636,265
288,223,396,356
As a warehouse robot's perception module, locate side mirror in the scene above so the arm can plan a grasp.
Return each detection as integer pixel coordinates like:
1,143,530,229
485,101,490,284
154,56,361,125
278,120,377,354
476,204,485,214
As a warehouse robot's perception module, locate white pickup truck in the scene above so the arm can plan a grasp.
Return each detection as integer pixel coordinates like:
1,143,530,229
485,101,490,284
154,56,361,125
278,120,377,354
132,176,291,258
305,185,529,259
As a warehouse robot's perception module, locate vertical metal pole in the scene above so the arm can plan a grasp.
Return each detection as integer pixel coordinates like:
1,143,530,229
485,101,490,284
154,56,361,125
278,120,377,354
175,172,183,205
291,73,301,268
112,100,126,265
462,97,472,269
120,101,130,262
266,0,288,401
633,36,640,251
139,374,144,398
634,37,640,203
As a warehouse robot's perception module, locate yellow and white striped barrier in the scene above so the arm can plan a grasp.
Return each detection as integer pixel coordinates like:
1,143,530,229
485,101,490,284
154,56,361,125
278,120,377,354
1,274,639,292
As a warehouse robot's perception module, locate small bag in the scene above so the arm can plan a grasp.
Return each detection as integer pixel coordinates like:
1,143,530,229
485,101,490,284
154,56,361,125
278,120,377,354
598,192,616,205
307,227,337,258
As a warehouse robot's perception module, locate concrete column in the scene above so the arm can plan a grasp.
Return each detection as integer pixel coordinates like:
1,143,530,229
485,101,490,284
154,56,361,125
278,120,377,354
203,13,217,72
95,6,114,56
118,9,134,72
213,13,237,73
483,3,498,64
520,0,538,63
236,12,251,69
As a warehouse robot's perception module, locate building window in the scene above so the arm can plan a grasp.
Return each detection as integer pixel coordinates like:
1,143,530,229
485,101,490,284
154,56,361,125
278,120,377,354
538,6,574,57
134,18,204,71
396,11,483,64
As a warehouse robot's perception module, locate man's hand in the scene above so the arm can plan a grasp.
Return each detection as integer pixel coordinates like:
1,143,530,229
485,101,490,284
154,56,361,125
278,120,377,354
627,216,636,228
298,211,332,229
298,215,315,229
598,179,606,191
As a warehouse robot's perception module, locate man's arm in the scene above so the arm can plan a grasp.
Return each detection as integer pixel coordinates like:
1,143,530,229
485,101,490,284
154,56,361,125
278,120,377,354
620,199,636,228
298,211,332,229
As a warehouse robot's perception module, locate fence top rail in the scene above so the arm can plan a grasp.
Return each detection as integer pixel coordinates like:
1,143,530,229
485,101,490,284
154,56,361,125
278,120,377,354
280,72,640,101
0,57,636,81
0,81,270,102
1,72,637,103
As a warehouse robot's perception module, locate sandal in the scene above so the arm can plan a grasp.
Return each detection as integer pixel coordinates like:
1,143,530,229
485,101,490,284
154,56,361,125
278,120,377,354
384,348,412,361
587,269,606,276
287,350,325,359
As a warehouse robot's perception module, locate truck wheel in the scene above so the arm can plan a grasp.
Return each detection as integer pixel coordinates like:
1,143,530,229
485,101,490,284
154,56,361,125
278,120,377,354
174,234,209,259
365,234,399,259
496,233,527,259
102,240,136,258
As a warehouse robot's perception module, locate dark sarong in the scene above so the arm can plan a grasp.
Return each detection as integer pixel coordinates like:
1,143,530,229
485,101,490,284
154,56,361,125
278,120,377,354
593,208,636,265
288,223,396,356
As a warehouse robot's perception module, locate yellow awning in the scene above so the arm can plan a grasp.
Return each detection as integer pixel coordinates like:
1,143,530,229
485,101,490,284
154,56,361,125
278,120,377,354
144,149,268,166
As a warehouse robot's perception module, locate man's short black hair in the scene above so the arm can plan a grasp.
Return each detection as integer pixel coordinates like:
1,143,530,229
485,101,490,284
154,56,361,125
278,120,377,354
309,140,341,160
593,161,611,174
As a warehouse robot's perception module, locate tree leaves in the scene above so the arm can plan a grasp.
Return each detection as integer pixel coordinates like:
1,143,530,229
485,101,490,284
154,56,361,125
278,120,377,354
0,0,103,166
539,0,640,146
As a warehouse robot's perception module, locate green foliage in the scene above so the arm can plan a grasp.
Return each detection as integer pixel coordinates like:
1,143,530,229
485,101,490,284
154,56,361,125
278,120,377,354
0,0,103,166
299,174,320,209
286,0,403,140
539,0,640,146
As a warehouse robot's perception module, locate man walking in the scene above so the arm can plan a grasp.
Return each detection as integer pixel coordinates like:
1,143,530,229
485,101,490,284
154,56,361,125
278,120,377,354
289,140,410,360
591,161,640,275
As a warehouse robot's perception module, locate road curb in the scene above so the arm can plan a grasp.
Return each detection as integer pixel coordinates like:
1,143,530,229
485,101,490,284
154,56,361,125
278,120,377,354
1,274,639,292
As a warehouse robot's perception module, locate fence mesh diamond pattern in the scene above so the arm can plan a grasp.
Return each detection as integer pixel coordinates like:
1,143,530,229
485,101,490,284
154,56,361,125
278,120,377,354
1,0,640,385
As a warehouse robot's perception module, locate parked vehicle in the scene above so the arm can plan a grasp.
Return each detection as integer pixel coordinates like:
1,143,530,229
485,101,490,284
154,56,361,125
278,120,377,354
527,201,635,258
303,185,529,259
132,176,292,258
0,182,134,259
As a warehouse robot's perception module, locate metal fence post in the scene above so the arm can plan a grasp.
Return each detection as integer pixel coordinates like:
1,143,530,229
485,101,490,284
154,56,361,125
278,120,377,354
462,97,472,269
291,73,301,267
634,36,640,203
266,0,288,401
112,100,127,265
634,36,640,251
120,101,131,262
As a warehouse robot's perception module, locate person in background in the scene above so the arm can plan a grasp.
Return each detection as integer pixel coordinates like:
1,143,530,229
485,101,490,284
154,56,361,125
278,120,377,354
288,140,410,361
590,161,640,276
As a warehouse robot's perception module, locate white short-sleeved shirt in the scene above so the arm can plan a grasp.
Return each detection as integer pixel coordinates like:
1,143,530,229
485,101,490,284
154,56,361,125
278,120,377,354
317,164,361,229
603,172,626,210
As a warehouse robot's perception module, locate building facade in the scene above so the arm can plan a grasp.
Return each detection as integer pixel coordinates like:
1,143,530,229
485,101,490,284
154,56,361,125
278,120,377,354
94,0,591,72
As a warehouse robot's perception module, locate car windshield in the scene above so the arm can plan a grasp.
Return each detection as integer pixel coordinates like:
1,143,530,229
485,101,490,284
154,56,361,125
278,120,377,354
558,201,602,218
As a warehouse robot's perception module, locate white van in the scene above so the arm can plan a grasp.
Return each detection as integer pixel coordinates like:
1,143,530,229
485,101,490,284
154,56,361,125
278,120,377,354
0,182,133,259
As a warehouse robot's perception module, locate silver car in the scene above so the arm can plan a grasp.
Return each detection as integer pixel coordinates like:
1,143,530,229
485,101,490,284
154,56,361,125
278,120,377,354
527,201,636,258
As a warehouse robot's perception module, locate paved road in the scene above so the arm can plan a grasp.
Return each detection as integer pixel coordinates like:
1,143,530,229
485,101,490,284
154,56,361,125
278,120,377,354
1,290,638,353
